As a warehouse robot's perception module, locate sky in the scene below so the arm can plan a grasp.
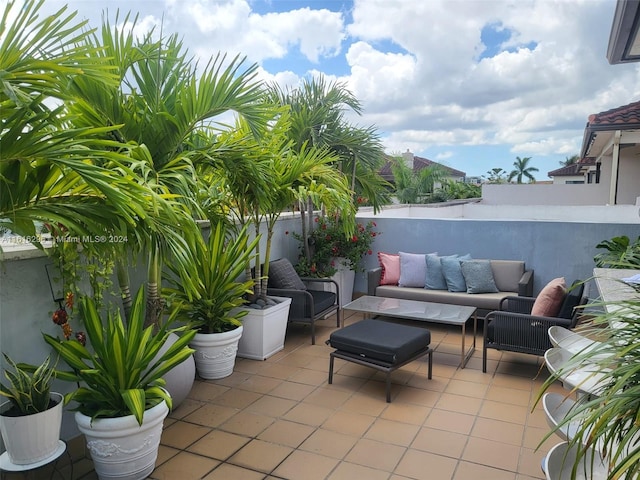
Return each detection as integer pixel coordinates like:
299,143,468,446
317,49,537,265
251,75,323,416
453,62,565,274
19,0,640,179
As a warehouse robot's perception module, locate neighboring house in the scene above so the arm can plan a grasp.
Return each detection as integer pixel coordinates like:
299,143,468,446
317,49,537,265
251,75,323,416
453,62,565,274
547,158,596,185
579,100,640,205
379,150,467,185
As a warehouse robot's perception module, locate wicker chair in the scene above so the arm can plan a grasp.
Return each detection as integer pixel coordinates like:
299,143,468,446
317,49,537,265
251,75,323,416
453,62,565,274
482,280,586,372
266,258,341,345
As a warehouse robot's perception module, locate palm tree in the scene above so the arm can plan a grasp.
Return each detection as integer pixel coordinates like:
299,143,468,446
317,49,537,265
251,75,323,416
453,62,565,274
508,156,539,183
391,157,447,204
559,154,580,167
65,12,271,326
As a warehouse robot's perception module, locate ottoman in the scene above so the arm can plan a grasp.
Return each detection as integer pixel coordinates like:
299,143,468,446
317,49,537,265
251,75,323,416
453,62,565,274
327,319,432,402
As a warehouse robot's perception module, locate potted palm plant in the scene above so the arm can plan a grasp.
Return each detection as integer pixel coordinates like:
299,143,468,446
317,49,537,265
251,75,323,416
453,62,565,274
43,287,195,480
0,354,63,466
163,221,259,379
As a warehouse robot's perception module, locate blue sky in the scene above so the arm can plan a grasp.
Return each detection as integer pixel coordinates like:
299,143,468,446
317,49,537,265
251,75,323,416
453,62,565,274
23,0,640,179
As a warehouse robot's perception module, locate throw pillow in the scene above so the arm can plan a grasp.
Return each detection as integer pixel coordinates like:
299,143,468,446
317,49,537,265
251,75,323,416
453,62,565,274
425,254,454,290
461,259,499,294
557,280,585,319
398,252,427,287
441,254,472,292
531,277,566,317
378,252,400,285
268,258,307,290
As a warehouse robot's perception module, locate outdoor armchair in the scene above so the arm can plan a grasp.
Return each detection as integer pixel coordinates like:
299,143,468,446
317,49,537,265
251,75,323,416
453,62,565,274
482,280,586,372
267,258,341,345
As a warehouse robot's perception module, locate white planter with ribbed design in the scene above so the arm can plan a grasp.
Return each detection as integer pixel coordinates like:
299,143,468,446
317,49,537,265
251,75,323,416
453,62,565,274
75,399,168,480
190,325,243,379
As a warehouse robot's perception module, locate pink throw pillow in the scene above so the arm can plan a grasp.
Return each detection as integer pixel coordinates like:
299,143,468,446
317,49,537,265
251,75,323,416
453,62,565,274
531,277,567,317
378,252,400,285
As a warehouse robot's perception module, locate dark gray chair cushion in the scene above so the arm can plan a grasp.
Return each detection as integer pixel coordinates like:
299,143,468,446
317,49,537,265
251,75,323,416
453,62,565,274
557,281,585,320
268,258,306,290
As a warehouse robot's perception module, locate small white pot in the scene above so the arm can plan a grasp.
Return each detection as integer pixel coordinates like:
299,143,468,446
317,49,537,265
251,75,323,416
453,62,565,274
75,399,168,480
190,325,243,379
0,392,63,465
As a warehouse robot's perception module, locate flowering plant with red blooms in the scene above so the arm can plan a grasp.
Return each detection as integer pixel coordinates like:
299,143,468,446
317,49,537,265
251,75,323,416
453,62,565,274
293,215,379,277
51,291,86,346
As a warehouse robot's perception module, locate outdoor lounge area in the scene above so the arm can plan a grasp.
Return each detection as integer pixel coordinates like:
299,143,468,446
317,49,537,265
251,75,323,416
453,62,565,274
7,307,572,480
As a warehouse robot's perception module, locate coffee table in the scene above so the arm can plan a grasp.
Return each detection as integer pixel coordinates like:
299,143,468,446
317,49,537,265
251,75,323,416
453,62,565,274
342,296,477,368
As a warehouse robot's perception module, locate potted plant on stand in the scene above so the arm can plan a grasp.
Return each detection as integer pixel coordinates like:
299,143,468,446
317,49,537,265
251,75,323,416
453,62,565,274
43,287,195,480
0,354,64,468
163,221,259,379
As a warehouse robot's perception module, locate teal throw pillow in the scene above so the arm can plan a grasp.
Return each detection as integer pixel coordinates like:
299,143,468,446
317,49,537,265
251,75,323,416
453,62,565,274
425,254,455,290
441,254,472,292
461,259,499,294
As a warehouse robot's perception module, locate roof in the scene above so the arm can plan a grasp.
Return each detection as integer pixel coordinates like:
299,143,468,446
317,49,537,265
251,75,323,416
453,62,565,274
580,100,640,157
379,155,466,182
547,158,595,177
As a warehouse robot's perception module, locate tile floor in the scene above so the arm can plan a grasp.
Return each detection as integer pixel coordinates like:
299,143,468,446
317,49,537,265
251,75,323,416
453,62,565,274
7,309,570,480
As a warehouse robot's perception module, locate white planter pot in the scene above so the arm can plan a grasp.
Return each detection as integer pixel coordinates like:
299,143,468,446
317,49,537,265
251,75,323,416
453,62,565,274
190,326,243,380
236,297,292,360
0,392,63,465
75,400,168,480
157,332,195,408
331,258,355,308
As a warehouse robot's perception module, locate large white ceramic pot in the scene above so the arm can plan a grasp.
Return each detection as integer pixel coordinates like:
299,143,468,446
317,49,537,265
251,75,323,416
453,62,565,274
0,392,63,465
331,257,355,308
75,399,168,480
157,332,195,409
236,297,291,360
190,325,243,379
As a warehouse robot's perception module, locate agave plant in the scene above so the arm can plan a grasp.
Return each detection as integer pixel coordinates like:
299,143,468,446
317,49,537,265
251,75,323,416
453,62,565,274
0,354,55,415
43,287,195,425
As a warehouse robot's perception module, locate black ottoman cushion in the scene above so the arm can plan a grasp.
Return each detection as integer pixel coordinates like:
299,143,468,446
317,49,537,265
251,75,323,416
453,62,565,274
328,319,431,365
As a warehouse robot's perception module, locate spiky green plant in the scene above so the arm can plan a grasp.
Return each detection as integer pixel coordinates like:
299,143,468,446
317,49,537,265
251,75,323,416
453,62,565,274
0,354,55,415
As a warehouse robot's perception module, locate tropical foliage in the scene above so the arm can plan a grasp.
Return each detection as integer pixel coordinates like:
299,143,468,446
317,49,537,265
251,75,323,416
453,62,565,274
594,235,640,268
163,222,259,334
44,287,195,424
483,167,509,184
508,156,538,183
390,156,447,204
0,354,55,415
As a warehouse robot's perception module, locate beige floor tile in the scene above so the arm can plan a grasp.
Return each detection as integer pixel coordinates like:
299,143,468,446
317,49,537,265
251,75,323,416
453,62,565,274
155,444,180,466
299,428,358,459
390,385,440,407
394,449,458,480
322,409,376,436
452,366,494,385
445,378,489,398
237,374,283,394
304,386,352,408
188,430,251,460
327,461,391,480
478,400,529,425
491,373,536,391
151,451,219,479
272,448,340,480
365,418,420,447
183,403,239,427
486,385,533,406
160,421,210,449
518,447,546,479
278,352,316,368
228,439,293,473
188,381,229,402
411,426,468,458
453,461,516,480
269,380,317,401
168,398,205,419
326,373,369,394
219,410,275,437
202,463,265,480
462,436,520,471
245,394,297,417
522,425,554,451
211,388,262,409
345,438,406,472
288,367,330,386
380,401,431,425
435,392,483,415
259,363,303,380
471,416,525,446
424,408,476,435
257,419,315,447
282,402,334,426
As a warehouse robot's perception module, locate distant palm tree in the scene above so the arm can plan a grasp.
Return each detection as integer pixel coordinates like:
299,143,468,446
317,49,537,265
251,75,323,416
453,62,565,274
483,168,508,184
559,154,580,167
508,156,538,183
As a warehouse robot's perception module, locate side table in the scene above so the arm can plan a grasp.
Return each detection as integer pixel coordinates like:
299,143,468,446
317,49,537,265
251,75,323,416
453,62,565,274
0,441,72,479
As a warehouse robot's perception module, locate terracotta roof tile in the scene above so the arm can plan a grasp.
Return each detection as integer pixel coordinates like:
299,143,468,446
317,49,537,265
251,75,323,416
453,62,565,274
588,100,640,127
547,158,595,177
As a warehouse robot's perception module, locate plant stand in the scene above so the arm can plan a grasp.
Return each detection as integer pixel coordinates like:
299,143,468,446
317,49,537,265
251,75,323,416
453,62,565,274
236,297,292,360
0,440,70,477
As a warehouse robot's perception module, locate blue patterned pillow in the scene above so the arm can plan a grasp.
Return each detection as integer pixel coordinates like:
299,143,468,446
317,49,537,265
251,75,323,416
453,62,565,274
441,254,472,292
425,254,455,290
461,260,499,294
